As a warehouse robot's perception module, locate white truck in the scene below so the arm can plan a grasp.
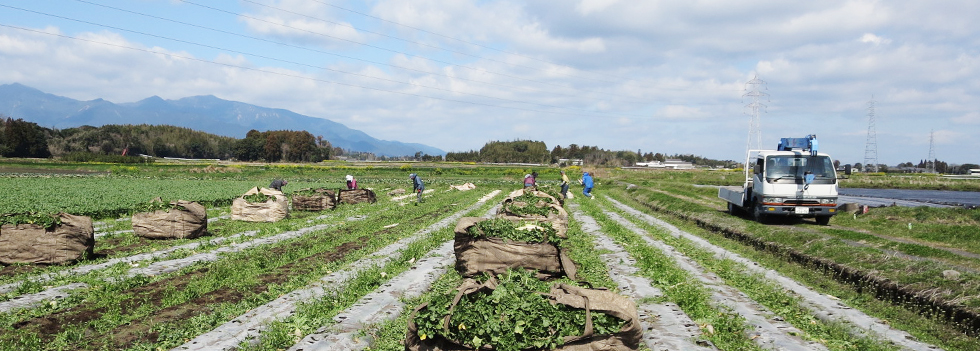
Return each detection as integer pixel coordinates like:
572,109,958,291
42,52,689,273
718,135,839,225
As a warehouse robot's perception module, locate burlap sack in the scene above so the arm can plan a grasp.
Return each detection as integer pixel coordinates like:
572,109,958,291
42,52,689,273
0,213,94,265
292,188,337,211
388,188,407,196
231,187,289,222
454,217,576,280
405,278,642,351
132,200,207,239
450,183,476,191
338,188,377,204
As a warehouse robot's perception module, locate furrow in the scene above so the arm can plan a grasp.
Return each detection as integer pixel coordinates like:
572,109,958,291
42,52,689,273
593,199,825,350
569,203,712,351
606,196,941,351
173,190,500,351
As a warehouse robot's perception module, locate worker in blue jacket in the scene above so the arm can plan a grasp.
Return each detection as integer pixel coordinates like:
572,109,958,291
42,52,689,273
410,173,425,204
581,172,594,199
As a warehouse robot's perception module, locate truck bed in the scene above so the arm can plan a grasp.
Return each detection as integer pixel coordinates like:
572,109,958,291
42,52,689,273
718,186,746,207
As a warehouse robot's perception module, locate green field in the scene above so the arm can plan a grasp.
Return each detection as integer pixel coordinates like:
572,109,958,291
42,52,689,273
0,160,979,350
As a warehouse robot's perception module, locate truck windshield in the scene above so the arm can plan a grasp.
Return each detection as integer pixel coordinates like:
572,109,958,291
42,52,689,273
765,155,836,181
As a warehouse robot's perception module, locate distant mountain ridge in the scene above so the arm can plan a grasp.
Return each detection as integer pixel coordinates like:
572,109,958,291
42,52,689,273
0,83,443,157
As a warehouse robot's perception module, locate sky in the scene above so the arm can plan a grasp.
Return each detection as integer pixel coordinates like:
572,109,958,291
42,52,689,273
1,0,978,166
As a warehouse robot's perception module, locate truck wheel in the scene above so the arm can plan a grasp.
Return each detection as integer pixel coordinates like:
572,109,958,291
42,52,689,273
727,203,738,216
815,216,831,226
753,206,768,224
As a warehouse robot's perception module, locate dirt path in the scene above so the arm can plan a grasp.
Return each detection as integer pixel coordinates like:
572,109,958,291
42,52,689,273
604,196,941,351
568,203,714,350
575,202,827,350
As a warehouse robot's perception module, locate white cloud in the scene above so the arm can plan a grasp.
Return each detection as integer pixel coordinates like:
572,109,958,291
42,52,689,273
859,33,890,45
655,105,710,120
575,0,622,16
241,0,365,46
952,112,980,124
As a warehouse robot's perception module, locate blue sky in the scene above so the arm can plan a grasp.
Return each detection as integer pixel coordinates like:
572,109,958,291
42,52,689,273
1,0,978,165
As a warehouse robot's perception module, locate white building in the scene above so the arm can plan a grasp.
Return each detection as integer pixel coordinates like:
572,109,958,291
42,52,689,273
634,159,695,169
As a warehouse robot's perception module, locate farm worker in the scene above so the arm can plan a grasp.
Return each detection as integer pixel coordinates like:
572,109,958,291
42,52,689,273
269,178,288,191
559,170,570,199
581,172,594,199
410,173,425,204
345,175,357,190
523,174,534,188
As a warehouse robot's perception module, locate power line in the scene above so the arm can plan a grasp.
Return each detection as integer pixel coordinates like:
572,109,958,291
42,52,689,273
178,0,654,104
2,4,651,118
307,0,571,70
0,23,638,119
239,0,619,86
305,0,698,91
66,0,645,107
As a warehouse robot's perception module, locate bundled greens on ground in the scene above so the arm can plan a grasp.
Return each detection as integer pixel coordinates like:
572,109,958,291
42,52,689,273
243,192,275,203
466,218,564,245
412,269,626,351
131,199,190,214
0,212,62,228
504,191,560,217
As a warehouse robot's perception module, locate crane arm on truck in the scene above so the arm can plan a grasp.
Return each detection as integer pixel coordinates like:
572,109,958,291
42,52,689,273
777,134,819,156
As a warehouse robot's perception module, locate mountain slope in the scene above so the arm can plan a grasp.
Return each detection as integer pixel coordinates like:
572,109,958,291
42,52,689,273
0,83,443,156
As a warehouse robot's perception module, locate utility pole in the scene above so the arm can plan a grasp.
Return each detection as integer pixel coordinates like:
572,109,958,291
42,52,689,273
743,76,768,153
863,97,879,173
927,129,936,173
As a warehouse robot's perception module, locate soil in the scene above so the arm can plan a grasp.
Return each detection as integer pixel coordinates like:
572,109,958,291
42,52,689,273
4,232,368,350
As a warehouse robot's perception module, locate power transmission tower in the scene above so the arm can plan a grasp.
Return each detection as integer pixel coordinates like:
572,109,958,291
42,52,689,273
927,129,936,173
863,97,879,173
743,76,768,152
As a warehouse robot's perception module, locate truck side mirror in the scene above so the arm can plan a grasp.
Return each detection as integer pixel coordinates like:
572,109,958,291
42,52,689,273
844,164,852,175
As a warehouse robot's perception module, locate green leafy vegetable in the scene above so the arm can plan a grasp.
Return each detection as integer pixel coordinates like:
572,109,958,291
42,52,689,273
414,269,625,351
132,199,187,214
504,191,559,217
467,218,564,245
0,212,62,228
243,192,274,203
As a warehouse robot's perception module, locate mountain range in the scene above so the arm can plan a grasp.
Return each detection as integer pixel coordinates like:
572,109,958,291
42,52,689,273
0,83,443,157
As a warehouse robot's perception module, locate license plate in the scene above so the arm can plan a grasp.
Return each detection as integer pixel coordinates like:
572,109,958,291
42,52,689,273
794,207,809,214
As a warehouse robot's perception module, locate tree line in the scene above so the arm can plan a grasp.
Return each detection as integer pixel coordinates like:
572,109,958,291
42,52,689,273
0,117,737,167
860,160,980,175
445,140,739,168
6,116,973,172
0,117,333,162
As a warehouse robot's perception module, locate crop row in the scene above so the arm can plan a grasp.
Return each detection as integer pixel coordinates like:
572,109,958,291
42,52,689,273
605,170,980,350
363,188,930,351
0,184,497,350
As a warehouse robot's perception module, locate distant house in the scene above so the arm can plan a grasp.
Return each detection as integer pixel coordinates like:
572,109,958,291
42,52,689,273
558,158,583,166
635,161,664,168
663,159,695,169
634,159,695,169
971,169,980,176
